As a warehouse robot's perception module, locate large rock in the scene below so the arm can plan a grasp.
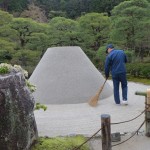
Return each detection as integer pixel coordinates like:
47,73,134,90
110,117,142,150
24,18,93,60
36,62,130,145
0,72,38,150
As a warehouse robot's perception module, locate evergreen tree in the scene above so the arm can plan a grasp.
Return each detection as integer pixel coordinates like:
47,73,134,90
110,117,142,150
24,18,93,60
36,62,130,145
110,0,150,60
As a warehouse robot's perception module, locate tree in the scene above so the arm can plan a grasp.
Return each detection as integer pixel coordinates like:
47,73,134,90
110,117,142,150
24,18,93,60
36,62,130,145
12,49,40,66
0,10,17,63
48,17,80,46
0,0,29,12
96,46,107,71
65,0,81,18
20,3,48,23
34,0,126,19
64,0,126,18
77,13,111,51
76,13,111,67
110,0,150,60
25,32,49,52
90,0,125,16
10,18,45,48
35,0,61,16
48,10,66,19
0,0,11,11
0,10,13,26
11,49,41,76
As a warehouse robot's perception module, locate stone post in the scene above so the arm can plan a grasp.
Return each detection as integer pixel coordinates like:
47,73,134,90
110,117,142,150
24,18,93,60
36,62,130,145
0,72,38,150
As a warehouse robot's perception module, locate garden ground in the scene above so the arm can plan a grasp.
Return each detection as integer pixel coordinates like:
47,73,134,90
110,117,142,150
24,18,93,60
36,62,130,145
34,80,150,150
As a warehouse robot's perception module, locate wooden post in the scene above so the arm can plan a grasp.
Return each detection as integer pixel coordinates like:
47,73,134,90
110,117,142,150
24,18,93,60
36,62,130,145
101,114,111,150
146,89,150,137
135,90,150,137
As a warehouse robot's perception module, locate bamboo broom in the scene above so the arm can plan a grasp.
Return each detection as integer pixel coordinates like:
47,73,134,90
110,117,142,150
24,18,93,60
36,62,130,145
88,79,107,107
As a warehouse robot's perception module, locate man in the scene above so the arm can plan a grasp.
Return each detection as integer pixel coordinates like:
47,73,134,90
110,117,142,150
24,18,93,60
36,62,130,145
105,44,128,105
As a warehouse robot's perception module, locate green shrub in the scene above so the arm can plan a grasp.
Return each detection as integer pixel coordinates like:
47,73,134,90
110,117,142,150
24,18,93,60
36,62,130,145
125,50,134,63
96,46,107,71
126,63,150,79
0,65,9,74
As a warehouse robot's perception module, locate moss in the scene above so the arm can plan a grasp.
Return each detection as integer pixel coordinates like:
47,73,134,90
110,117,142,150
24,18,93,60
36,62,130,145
31,136,89,150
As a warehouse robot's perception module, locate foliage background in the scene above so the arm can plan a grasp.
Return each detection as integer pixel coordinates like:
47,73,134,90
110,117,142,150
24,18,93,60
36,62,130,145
0,0,150,78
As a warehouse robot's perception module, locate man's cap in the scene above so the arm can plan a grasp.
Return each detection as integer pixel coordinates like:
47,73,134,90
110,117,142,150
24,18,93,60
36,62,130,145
106,44,114,53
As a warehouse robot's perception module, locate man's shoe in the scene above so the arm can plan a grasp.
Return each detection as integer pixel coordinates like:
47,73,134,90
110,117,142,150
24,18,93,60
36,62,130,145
122,100,128,105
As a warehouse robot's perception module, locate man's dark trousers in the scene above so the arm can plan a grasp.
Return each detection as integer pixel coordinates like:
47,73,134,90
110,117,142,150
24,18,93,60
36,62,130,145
112,72,128,104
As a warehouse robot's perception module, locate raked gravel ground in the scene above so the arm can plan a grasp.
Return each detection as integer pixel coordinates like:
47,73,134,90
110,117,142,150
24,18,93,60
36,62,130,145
34,80,150,138
34,81,150,150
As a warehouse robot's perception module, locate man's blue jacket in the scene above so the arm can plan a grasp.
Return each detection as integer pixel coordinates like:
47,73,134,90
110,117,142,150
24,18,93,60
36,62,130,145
105,49,127,78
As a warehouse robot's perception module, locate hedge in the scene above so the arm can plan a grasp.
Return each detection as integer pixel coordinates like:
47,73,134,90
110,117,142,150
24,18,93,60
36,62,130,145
126,63,150,79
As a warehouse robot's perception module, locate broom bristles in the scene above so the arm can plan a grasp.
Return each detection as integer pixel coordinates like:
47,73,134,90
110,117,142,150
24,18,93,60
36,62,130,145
88,93,99,107
89,89,100,107
88,79,107,107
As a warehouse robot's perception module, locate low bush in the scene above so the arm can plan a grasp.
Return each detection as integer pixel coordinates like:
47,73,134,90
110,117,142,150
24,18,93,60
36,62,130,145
126,63,150,79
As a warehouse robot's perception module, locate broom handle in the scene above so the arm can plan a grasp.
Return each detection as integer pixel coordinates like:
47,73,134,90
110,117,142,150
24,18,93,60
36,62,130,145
98,79,107,95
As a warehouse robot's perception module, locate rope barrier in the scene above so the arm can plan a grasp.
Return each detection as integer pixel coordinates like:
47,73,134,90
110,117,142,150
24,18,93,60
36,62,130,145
70,106,149,150
112,120,145,147
111,107,146,125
